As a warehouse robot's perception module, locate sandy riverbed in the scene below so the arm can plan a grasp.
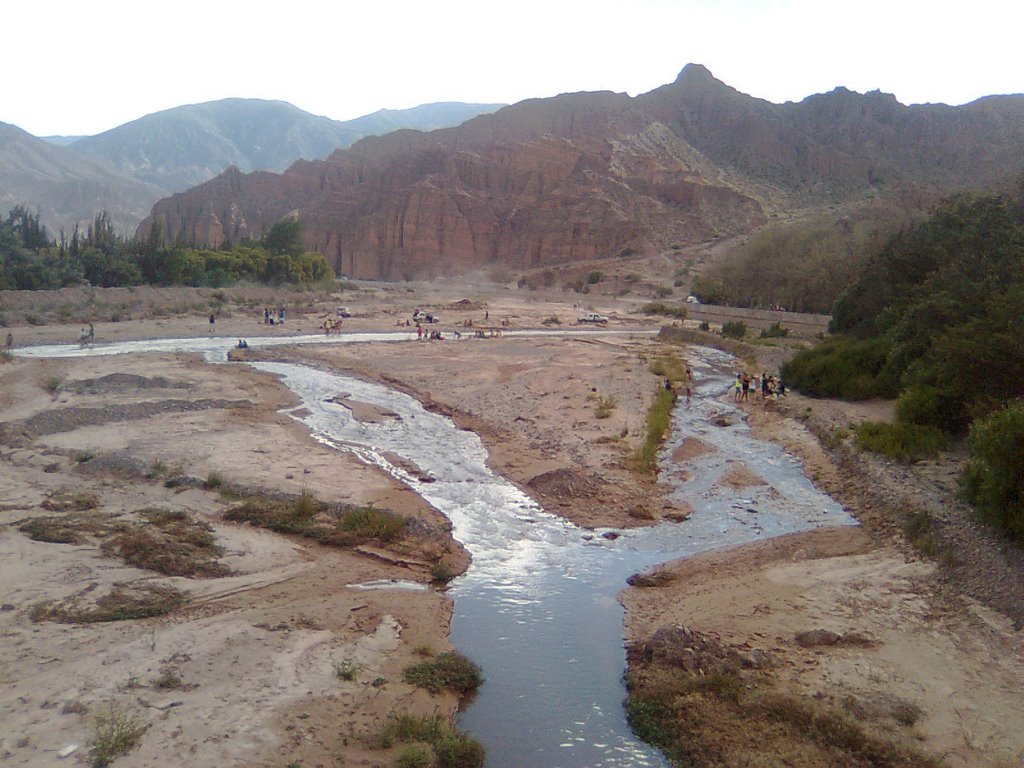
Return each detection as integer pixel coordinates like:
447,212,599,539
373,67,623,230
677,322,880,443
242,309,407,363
1,284,1022,767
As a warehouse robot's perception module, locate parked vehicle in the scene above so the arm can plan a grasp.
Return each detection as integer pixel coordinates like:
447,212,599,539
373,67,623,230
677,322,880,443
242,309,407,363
413,309,439,324
686,295,701,304
336,306,351,318
578,312,609,324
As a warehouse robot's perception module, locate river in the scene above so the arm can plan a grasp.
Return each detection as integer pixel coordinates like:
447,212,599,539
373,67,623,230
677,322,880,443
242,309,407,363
16,332,854,767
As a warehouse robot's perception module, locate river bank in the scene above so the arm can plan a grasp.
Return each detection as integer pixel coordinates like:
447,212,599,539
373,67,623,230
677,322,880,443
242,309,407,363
620,334,1024,768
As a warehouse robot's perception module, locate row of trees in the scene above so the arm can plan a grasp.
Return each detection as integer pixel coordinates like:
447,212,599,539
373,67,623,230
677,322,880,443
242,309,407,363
0,208,332,291
782,191,1024,540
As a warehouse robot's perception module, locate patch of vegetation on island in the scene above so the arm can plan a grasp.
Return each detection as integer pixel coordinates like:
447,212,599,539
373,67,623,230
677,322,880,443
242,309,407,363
373,712,485,768
224,492,408,546
402,651,484,696
626,626,942,768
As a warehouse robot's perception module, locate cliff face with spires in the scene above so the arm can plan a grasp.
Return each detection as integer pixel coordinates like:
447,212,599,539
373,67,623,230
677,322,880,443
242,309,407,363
140,65,1024,279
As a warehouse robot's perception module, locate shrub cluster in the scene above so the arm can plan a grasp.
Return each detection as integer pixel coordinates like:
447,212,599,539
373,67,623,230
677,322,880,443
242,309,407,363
853,422,947,463
781,191,1024,539
377,713,485,768
961,401,1024,541
402,651,484,695
721,320,747,340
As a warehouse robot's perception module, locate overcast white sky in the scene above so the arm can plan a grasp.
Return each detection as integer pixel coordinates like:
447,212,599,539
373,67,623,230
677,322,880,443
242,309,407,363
6,0,1023,137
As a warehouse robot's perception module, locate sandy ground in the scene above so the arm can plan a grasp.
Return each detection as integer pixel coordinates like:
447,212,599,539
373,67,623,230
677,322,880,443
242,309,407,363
623,385,1024,768
1,283,1022,767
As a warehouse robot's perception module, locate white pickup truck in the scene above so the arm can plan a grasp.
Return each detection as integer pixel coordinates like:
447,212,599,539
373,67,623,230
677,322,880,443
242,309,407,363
578,312,609,324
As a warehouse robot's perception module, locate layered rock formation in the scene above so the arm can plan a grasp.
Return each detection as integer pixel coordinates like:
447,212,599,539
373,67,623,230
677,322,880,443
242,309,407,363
140,65,1024,279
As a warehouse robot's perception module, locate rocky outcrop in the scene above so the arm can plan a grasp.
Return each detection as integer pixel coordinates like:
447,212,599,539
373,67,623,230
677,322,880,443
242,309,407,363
139,64,1024,279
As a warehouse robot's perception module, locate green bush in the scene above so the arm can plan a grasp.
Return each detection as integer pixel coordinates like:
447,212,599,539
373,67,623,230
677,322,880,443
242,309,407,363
639,302,686,319
396,745,434,768
88,703,148,766
961,401,1024,541
434,732,486,768
376,713,485,768
721,320,747,340
853,421,947,462
759,321,789,339
781,336,898,400
403,651,483,695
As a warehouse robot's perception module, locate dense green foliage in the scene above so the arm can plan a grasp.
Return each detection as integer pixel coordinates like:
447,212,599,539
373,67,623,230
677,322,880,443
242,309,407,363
782,190,1024,539
721,321,747,340
0,208,331,290
961,402,1024,541
692,211,907,313
780,337,898,400
785,192,1024,434
853,422,947,462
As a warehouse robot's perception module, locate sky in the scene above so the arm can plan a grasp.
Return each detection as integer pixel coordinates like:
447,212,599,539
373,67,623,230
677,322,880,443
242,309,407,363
6,0,1023,137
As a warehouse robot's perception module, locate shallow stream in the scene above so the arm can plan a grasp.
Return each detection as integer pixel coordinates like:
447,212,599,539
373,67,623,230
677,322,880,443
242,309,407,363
17,333,854,767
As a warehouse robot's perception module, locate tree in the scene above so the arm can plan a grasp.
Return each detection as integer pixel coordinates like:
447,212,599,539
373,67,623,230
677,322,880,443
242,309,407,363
262,218,304,257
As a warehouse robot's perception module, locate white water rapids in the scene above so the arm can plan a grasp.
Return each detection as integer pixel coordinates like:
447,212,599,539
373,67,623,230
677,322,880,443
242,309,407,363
17,332,854,767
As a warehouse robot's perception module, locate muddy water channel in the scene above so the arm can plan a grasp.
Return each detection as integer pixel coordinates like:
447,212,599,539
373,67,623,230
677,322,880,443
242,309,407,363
19,335,854,767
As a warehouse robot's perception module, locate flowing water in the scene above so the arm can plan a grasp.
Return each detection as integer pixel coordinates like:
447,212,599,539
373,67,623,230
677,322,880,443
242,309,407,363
17,333,854,767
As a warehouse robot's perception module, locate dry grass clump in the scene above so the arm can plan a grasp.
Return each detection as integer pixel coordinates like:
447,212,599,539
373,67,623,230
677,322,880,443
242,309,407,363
18,511,113,544
30,582,187,624
19,505,230,579
41,487,100,511
626,628,942,768
224,492,408,547
151,653,191,690
100,508,230,577
87,702,148,767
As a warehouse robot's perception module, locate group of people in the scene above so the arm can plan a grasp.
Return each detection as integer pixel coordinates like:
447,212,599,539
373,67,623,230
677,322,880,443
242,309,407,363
734,371,786,403
321,316,343,334
263,307,286,325
665,366,695,404
78,323,95,346
416,326,447,341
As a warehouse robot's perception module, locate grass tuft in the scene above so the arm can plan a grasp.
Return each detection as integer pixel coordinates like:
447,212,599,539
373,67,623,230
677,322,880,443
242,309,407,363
402,651,483,695
87,702,148,767
594,395,616,419
333,658,360,681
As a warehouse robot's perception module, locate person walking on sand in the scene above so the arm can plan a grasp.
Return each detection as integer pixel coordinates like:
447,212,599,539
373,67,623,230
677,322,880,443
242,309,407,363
209,313,216,330
5,332,13,349
684,366,693,404
734,374,742,402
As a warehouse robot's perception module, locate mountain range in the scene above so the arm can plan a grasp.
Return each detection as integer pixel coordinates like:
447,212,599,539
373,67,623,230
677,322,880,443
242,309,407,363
0,100,502,235
140,64,1024,280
